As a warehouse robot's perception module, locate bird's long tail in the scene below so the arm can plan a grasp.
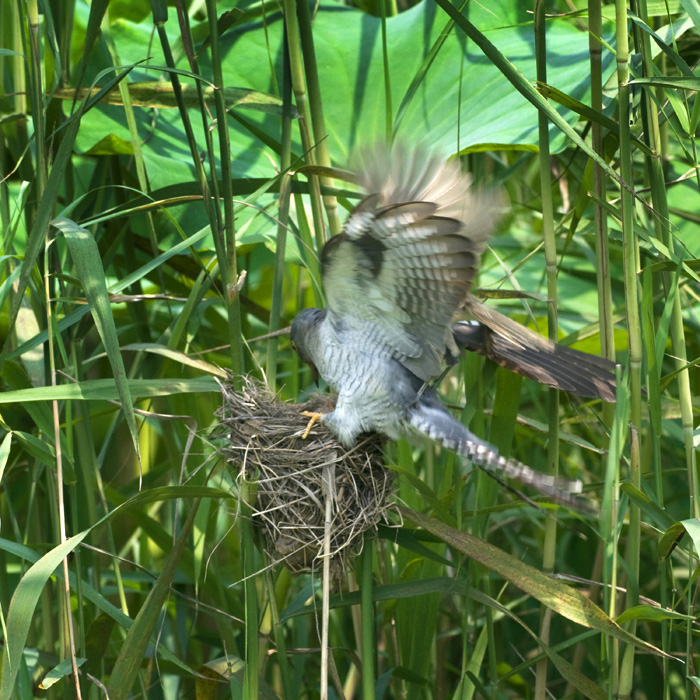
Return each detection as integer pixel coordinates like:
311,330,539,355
408,394,586,508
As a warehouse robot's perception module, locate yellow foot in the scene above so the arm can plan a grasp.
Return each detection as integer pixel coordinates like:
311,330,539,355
300,410,325,439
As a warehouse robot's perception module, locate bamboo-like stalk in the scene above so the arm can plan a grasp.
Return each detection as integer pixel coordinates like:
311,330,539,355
615,2,642,696
54,0,88,677
295,0,339,238
635,9,698,521
25,1,83,694
26,0,46,196
150,3,244,384
204,0,245,387
533,3,558,697
282,0,330,253
46,230,83,700
185,3,259,695
634,0,696,692
564,1,615,693
320,464,333,700
267,28,294,393
588,0,616,367
240,478,260,700
360,540,376,700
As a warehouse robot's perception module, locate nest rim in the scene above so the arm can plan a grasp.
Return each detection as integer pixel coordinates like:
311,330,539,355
215,375,398,575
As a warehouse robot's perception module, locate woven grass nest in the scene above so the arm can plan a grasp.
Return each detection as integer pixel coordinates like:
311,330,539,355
215,375,396,575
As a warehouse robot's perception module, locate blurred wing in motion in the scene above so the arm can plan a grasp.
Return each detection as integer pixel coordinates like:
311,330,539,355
322,144,503,382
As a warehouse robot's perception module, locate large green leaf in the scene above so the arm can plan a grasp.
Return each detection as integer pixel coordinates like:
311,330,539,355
0,533,98,700
74,1,614,196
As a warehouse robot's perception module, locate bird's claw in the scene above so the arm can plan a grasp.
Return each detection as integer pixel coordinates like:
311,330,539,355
300,410,325,439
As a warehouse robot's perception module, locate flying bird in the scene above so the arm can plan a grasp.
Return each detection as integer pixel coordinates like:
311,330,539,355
291,144,611,504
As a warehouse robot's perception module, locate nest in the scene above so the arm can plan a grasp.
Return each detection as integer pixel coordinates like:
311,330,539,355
215,376,395,575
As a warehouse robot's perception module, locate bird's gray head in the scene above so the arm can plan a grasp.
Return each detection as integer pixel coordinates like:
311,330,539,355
290,308,327,384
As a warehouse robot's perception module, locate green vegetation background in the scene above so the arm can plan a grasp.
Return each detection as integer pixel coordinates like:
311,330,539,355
1,0,699,698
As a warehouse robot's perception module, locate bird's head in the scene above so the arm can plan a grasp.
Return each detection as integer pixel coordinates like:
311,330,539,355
290,308,326,385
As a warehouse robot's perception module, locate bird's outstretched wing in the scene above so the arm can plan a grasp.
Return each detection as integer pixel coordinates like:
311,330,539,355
321,144,502,382
453,296,618,402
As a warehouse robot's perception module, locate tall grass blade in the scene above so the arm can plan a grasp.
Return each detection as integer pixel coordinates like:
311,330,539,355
402,508,669,658
54,216,142,462
105,502,201,700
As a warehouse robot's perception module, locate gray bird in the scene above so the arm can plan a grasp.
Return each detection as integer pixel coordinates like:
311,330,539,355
291,144,584,502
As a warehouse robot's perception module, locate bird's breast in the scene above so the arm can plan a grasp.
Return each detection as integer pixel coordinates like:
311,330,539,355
316,322,389,394
313,318,423,441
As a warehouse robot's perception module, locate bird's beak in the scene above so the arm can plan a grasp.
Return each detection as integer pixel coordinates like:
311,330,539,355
310,363,320,387
298,356,320,386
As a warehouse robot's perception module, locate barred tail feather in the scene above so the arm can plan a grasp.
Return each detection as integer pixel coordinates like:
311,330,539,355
408,400,584,506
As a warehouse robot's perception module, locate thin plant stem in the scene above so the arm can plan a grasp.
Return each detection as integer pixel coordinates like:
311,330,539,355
241,479,260,700
320,463,333,700
615,2,642,695
267,27,295,392
46,238,83,700
296,0,339,237
360,539,376,700
533,2,558,696
204,0,244,386
283,0,329,252
634,0,696,690
573,6,617,695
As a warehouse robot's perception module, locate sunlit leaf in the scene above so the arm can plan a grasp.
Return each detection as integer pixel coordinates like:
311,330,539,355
39,658,87,690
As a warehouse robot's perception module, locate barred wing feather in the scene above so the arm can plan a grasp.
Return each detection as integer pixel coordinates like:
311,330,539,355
321,145,501,382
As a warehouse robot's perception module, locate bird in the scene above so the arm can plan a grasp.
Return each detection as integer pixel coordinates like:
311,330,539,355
290,144,608,504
